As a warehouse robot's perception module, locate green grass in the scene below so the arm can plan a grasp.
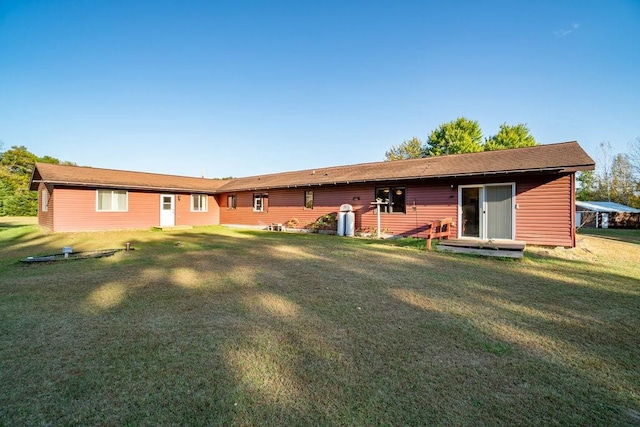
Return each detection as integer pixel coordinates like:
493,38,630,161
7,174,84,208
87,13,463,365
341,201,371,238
578,226,640,244
1,219,639,425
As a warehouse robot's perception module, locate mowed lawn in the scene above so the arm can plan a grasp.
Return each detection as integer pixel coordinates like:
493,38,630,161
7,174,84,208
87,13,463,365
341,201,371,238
1,218,639,426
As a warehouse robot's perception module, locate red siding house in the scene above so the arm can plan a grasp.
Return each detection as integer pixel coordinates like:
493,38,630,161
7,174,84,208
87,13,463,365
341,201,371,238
29,141,595,247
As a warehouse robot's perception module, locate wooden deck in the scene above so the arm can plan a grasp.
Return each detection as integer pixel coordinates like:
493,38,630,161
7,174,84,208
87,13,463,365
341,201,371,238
436,239,526,258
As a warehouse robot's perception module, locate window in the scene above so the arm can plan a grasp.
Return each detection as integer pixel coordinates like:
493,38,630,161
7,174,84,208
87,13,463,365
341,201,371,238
41,189,48,212
253,193,266,212
304,190,313,209
375,187,406,213
97,189,128,212
227,194,237,210
191,194,208,212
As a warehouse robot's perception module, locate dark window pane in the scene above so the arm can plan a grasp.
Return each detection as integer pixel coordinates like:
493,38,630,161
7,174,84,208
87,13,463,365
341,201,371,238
375,187,390,213
305,191,313,209
391,187,405,213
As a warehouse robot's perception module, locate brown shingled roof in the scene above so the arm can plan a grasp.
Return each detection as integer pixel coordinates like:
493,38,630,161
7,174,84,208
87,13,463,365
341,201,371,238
30,141,594,193
29,163,230,192
217,141,595,192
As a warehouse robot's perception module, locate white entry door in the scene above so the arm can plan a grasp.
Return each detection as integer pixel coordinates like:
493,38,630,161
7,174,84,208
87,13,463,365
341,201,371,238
160,194,175,226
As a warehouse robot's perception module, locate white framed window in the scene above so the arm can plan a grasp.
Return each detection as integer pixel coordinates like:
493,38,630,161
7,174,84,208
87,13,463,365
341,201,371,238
41,189,49,212
96,189,128,212
191,194,208,212
253,193,266,212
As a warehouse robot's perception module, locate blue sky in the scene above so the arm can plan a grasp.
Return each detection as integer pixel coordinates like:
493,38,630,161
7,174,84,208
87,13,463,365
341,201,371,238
1,0,639,178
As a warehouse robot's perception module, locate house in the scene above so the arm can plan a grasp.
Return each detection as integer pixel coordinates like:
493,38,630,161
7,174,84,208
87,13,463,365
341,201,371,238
30,141,595,247
576,201,640,229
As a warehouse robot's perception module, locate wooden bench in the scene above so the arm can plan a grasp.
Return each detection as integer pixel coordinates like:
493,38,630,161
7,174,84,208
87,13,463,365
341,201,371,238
425,218,452,250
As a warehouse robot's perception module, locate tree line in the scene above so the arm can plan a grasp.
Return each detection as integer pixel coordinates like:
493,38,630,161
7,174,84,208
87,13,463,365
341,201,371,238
576,139,640,208
384,117,537,160
0,145,75,216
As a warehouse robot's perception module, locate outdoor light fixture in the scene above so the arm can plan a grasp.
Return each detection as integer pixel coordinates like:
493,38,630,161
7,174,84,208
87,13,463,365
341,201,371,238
396,189,403,195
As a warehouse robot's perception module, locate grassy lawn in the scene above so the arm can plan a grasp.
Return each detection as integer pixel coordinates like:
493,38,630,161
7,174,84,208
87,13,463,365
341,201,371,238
1,219,639,426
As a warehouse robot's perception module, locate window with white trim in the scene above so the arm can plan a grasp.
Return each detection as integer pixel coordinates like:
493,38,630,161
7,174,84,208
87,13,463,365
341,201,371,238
191,194,208,212
96,189,128,212
41,189,48,212
253,193,265,212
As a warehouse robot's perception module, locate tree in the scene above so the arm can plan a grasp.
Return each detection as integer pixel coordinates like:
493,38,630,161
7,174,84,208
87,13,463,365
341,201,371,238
383,119,538,160
484,123,537,151
0,146,70,216
610,153,637,206
597,141,613,202
425,117,483,156
1,145,38,175
576,170,597,200
629,137,640,177
580,141,640,208
384,137,424,161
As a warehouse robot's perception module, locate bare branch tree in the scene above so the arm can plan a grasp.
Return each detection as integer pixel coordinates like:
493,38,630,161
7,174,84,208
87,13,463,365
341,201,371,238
628,137,640,177
598,141,613,202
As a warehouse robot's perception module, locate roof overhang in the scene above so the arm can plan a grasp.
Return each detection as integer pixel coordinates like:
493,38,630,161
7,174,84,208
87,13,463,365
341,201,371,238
29,180,218,194
216,166,583,193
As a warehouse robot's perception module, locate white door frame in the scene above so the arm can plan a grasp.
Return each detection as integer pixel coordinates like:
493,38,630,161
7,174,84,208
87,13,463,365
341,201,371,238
160,194,176,227
457,183,516,240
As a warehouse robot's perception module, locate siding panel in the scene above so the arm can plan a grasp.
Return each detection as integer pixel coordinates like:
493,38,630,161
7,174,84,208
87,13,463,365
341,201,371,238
175,194,220,226
515,174,574,247
220,174,576,246
38,183,54,230
53,187,160,231
49,188,216,231
220,181,459,237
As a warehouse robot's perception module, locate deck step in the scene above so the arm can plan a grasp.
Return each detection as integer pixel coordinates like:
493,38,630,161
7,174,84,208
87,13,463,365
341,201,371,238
436,239,525,258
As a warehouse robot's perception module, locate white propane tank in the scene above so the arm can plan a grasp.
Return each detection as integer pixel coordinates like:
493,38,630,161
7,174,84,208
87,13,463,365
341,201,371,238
337,211,346,236
339,204,354,237
345,211,355,237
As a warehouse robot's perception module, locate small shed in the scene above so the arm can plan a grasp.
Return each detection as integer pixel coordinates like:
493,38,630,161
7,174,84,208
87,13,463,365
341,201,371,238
576,201,640,228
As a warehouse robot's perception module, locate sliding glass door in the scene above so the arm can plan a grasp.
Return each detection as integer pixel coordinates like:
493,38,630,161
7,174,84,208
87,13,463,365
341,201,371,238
459,184,514,240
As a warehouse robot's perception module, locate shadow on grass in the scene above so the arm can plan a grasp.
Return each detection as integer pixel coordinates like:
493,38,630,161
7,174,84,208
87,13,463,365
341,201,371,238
1,225,639,425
